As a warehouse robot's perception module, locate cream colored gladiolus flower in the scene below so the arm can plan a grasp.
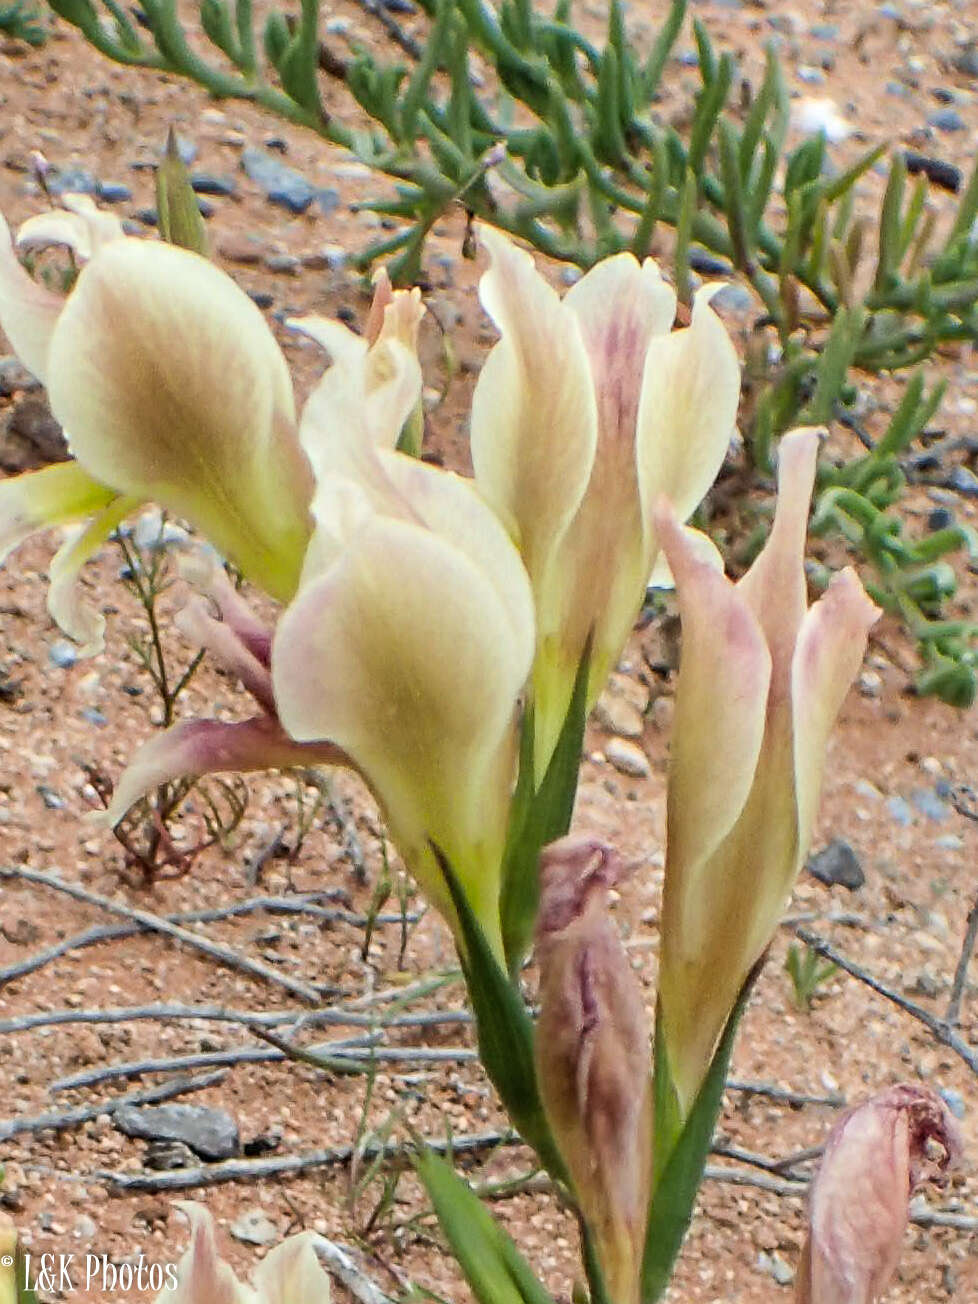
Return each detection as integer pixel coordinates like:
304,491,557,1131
272,438,535,960
471,228,741,780
656,428,880,1116
0,200,422,652
156,1203,332,1304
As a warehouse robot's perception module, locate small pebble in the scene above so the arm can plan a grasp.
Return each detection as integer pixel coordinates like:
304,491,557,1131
929,108,966,133
940,1088,966,1120
887,795,914,827
48,641,78,669
606,738,651,778
909,787,950,823
857,669,883,698
190,172,236,197
808,839,865,891
230,1210,279,1246
95,181,132,204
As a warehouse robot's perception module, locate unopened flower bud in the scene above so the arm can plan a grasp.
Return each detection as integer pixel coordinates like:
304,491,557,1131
796,1084,962,1304
535,836,653,1304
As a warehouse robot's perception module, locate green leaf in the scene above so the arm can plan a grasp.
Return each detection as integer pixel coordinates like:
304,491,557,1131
499,643,590,975
156,127,209,255
642,962,763,1303
641,0,685,100
431,844,566,1180
415,1147,557,1304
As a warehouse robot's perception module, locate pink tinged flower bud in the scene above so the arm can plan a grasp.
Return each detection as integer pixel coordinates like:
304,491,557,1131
796,1084,962,1304
534,836,653,1304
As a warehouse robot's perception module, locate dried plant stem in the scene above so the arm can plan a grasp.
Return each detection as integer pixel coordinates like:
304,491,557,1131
947,894,978,1028
0,866,323,1003
0,1002,471,1036
0,1070,227,1142
794,926,978,1076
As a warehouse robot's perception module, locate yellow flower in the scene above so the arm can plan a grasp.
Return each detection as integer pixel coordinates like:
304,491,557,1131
656,428,880,1115
471,229,741,779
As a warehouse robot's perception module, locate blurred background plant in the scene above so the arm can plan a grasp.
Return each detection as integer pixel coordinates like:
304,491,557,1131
784,940,838,1013
0,0,45,45
38,0,978,705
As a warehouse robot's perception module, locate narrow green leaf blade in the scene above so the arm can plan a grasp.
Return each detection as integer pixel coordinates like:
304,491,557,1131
642,962,763,1304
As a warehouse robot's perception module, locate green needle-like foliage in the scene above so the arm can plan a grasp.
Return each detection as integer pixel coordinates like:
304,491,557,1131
42,0,978,704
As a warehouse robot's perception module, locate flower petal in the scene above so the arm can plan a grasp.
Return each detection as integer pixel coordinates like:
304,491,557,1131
792,567,880,851
48,493,139,654
46,239,311,601
647,525,724,588
0,460,118,565
0,210,64,382
16,193,126,262
738,427,821,687
274,514,530,952
471,227,598,588
636,283,740,547
656,499,772,1112
175,596,275,711
251,1234,332,1304
657,500,771,902
156,1203,254,1304
799,1086,961,1304
178,552,273,667
101,716,345,827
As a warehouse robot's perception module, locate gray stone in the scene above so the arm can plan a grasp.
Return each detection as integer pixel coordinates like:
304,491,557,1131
807,839,865,891
945,466,978,497
910,786,950,823
0,394,69,471
48,641,78,670
230,1209,279,1246
95,181,132,204
929,109,966,133
242,146,317,214
191,172,237,197
113,1103,240,1161
711,282,754,314
887,795,914,827
48,167,96,196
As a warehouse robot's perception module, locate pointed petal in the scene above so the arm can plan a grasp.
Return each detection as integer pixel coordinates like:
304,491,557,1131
636,283,740,548
0,461,117,565
274,514,529,940
738,427,821,687
792,567,880,850
178,552,273,667
0,210,64,382
46,239,311,601
175,597,276,711
294,322,422,479
101,715,345,827
16,194,126,261
47,493,139,654
251,1235,332,1304
156,1203,255,1304
470,227,598,588
647,526,724,588
658,500,771,898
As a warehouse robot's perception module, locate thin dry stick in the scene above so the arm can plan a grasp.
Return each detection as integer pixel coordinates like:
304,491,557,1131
0,1002,471,1036
947,783,978,1027
947,896,978,1028
794,926,978,1076
100,1128,519,1192
0,1070,228,1142
0,892,412,989
49,1034,381,1093
51,1041,477,1094
0,867,323,1003
309,1237,393,1304
725,1079,844,1108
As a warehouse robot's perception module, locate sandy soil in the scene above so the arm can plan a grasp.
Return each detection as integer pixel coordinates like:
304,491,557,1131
0,0,977,1300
